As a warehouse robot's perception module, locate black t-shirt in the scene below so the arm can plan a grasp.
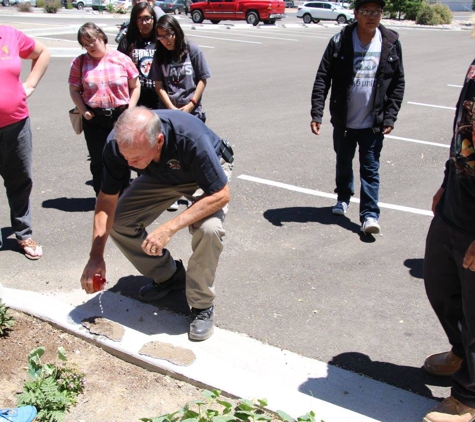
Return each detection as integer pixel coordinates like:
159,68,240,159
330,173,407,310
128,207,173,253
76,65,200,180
101,110,227,196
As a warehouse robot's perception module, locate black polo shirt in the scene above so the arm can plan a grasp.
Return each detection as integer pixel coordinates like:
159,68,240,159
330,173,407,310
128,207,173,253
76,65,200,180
101,110,228,196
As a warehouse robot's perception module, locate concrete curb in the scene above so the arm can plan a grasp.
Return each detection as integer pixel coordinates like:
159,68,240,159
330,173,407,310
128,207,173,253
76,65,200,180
3,287,435,422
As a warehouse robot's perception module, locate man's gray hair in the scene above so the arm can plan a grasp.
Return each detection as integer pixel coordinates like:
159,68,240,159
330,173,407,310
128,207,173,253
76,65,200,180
115,107,162,148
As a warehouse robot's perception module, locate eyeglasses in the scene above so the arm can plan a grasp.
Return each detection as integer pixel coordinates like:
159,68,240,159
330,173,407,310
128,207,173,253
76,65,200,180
137,16,153,24
157,33,175,41
81,38,98,49
357,9,383,16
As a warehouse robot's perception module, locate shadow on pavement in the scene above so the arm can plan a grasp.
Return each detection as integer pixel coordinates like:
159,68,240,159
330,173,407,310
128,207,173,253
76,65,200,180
404,258,424,279
299,352,449,421
110,274,191,316
263,206,376,244
69,279,190,336
42,197,96,212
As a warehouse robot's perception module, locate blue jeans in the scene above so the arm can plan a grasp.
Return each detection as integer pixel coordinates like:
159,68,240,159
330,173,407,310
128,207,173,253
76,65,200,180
333,127,383,223
0,118,33,248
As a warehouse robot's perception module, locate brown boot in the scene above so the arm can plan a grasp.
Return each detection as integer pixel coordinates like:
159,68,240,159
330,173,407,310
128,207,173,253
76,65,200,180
424,351,462,376
423,397,475,422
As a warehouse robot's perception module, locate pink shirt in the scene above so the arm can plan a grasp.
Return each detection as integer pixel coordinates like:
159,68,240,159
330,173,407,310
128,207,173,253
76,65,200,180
68,49,139,109
0,26,35,128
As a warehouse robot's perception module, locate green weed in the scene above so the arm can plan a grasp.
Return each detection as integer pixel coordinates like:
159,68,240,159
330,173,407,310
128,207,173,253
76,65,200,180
16,346,86,422
0,299,15,336
140,389,322,422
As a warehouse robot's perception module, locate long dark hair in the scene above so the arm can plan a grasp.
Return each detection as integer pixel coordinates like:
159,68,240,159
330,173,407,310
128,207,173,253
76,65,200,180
123,3,157,57
155,14,188,63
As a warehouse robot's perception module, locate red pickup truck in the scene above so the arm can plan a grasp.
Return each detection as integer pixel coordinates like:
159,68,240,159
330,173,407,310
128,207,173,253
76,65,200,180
190,0,286,26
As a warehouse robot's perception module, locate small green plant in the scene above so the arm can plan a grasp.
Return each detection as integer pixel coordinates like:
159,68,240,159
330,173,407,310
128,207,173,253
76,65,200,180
17,1,32,11
43,0,60,13
0,300,15,336
140,389,322,422
415,2,452,25
16,346,86,422
106,2,114,11
432,3,452,24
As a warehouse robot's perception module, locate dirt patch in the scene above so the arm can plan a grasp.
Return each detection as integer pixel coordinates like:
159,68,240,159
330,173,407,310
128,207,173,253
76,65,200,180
139,341,196,366
0,310,206,421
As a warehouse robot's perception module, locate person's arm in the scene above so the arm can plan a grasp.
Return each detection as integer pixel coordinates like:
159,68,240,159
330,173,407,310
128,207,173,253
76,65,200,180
383,40,405,131
463,241,475,271
69,84,94,120
128,76,141,108
142,184,230,256
310,37,336,136
155,80,178,110
80,191,120,293
180,79,207,113
23,40,50,98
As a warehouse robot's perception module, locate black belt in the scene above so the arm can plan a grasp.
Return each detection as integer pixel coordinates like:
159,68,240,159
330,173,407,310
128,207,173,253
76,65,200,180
90,105,127,117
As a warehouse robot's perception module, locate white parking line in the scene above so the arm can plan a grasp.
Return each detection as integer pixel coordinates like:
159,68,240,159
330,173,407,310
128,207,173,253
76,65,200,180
408,101,456,110
448,84,462,88
191,29,299,41
186,34,262,44
385,135,449,148
238,174,433,216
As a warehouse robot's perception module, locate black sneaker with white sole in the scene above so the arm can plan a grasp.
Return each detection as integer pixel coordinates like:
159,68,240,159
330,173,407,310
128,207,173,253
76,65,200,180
138,260,186,301
189,306,214,341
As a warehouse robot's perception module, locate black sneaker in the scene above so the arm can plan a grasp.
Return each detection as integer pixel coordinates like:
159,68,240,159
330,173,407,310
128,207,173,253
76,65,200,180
189,306,214,341
139,260,186,302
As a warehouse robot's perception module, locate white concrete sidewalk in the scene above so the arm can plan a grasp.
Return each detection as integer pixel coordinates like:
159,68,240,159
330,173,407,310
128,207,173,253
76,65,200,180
2,287,434,422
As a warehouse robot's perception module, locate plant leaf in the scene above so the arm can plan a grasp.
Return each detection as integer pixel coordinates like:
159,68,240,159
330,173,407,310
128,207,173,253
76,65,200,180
57,346,67,361
277,410,294,422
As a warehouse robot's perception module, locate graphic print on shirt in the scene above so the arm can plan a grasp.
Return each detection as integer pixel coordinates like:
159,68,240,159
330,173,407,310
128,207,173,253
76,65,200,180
167,159,182,170
1,44,11,60
352,51,380,88
133,48,155,89
452,65,475,177
162,61,193,86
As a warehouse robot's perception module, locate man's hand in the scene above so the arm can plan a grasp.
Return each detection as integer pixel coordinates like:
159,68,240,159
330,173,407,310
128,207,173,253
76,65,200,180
382,126,393,135
81,257,106,294
141,225,174,256
432,187,445,215
311,121,321,136
463,240,475,271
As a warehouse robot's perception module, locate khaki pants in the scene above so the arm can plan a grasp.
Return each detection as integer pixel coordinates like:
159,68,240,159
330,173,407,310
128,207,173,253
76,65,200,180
110,160,232,309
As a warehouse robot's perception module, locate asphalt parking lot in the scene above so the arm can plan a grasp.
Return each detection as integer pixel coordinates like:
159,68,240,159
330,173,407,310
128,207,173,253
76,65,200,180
1,10,474,407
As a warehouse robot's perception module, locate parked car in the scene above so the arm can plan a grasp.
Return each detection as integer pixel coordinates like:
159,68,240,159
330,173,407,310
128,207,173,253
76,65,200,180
190,0,285,26
157,0,185,13
1,0,10,6
9,0,37,6
70,0,110,9
296,1,353,24
283,0,294,7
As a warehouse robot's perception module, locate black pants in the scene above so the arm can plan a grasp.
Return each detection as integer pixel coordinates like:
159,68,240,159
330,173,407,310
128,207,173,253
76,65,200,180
424,214,475,407
82,112,122,195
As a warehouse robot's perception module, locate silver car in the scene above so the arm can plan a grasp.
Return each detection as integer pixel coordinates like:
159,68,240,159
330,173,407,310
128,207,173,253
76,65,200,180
296,1,354,24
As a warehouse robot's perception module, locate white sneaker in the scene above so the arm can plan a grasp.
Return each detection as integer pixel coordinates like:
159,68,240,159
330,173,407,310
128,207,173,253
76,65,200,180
332,201,349,215
361,217,381,234
167,201,179,212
